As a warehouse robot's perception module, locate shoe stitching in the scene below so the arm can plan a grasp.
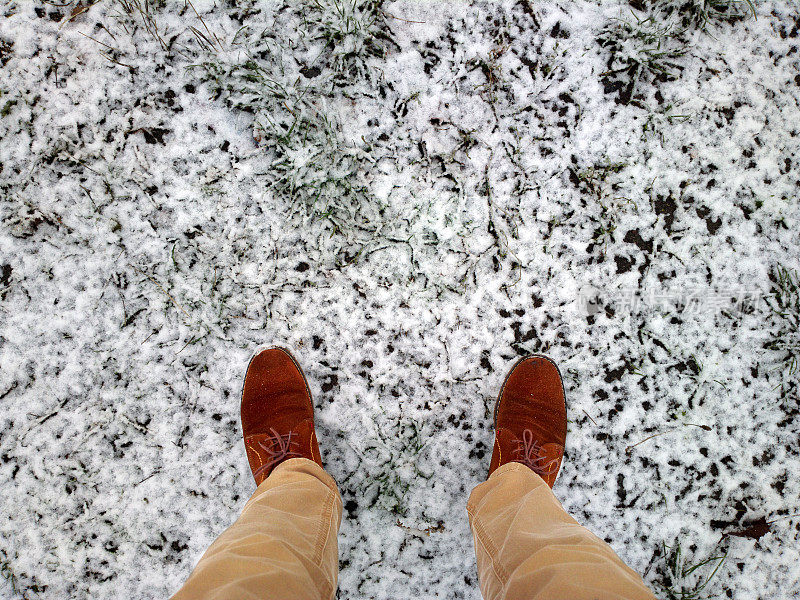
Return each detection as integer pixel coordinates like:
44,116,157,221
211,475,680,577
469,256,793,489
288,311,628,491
314,491,336,565
245,437,265,479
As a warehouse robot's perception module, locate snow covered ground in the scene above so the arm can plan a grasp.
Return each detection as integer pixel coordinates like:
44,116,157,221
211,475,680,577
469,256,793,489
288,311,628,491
1,0,799,598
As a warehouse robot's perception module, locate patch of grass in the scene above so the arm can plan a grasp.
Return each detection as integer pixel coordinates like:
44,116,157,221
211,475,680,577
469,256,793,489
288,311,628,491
114,0,169,52
94,0,223,62
310,0,391,86
658,0,757,29
467,44,511,109
642,103,692,140
568,161,631,259
597,14,687,105
202,55,376,234
194,1,392,238
766,265,800,384
600,1,756,104
124,228,253,340
354,415,431,516
0,39,12,68
1,97,17,118
0,546,48,598
653,541,727,600
572,161,628,198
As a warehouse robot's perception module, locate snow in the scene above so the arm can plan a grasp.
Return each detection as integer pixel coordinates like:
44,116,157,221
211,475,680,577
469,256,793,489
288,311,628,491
1,0,799,598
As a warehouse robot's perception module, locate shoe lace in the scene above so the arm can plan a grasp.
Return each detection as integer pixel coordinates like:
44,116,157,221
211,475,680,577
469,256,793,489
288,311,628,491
252,427,302,479
512,429,560,477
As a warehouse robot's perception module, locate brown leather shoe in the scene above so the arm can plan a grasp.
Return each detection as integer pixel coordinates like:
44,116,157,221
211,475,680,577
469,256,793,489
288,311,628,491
488,355,567,487
241,347,323,486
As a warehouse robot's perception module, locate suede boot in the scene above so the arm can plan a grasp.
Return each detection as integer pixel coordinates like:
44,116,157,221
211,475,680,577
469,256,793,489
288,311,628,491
488,355,567,487
241,347,323,485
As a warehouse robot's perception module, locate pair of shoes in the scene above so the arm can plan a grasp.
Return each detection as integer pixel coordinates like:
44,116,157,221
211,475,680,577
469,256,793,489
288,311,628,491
241,348,567,487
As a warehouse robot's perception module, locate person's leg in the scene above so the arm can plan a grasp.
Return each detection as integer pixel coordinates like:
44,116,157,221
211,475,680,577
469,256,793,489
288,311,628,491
172,458,341,600
468,356,655,600
468,463,653,600
171,347,342,600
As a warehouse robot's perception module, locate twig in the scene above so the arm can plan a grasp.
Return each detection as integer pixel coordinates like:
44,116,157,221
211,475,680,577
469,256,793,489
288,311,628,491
767,513,800,524
78,30,116,52
625,430,674,454
684,422,712,431
136,469,162,485
58,0,102,29
380,10,426,24
625,422,712,454
395,519,445,536
100,52,137,70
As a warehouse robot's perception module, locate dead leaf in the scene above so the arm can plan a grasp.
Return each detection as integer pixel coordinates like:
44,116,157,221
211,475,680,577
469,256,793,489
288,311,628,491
723,517,771,541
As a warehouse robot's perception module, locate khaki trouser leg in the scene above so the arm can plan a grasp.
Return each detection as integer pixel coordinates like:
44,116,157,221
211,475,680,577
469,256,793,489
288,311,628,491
467,462,656,600
171,458,342,600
